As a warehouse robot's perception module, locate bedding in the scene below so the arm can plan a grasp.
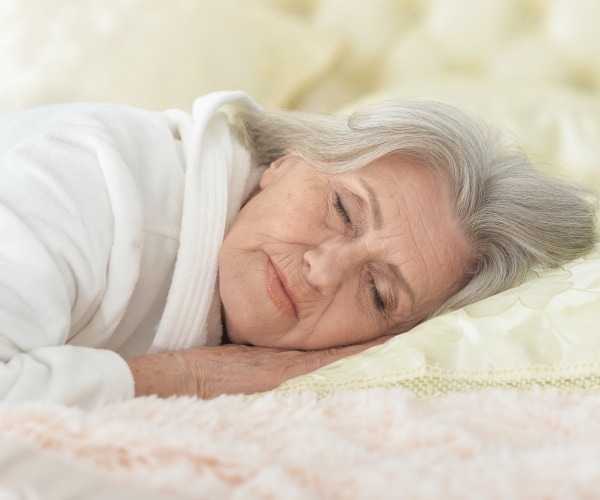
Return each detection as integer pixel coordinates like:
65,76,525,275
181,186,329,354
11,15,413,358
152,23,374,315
2,389,600,498
1,0,600,497
0,0,339,112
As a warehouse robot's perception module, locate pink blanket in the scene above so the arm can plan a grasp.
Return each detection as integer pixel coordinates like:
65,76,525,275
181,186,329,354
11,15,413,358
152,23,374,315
1,388,599,498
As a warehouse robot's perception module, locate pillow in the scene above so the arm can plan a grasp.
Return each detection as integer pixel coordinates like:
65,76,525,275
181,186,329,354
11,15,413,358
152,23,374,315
278,244,600,398
278,82,600,398
0,0,340,112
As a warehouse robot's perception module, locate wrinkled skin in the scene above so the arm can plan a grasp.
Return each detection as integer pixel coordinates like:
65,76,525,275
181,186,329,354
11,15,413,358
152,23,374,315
129,155,474,399
219,155,474,350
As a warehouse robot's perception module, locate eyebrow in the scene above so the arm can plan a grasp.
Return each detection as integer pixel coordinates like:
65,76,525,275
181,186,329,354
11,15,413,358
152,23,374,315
359,178,417,309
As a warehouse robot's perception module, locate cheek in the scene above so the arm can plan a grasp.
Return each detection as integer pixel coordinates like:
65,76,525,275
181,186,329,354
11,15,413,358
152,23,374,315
258,188,328,240
301,284,386,348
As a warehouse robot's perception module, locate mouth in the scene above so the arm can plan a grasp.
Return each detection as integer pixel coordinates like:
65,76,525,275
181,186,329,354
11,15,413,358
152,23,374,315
265,258,299,318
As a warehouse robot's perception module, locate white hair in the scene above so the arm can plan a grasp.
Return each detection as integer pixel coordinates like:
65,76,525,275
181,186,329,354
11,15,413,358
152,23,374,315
234,100,597,316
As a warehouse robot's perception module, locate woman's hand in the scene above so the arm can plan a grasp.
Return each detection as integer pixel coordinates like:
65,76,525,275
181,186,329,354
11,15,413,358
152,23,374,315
126,338,389,399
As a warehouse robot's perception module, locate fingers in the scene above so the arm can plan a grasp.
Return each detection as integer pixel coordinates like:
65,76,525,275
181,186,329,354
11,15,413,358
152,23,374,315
185,335,395,396
362,334,395,346
310,341,374,369
306,334,395,372
338,334,393,353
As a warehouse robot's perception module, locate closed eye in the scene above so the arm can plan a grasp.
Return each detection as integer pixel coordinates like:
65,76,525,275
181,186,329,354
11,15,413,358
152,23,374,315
369,275,386,312
336,190,390,316
334,193,352,226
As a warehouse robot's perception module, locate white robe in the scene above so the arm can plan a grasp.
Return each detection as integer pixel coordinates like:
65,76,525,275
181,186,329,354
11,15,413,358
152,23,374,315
0,91,262,408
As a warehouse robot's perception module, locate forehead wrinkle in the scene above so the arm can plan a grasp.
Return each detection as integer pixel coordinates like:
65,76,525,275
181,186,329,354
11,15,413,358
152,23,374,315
389,170,455,312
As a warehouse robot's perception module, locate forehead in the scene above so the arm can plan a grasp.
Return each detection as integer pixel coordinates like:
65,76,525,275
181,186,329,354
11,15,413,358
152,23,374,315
341,156,472,314
349,156,443,208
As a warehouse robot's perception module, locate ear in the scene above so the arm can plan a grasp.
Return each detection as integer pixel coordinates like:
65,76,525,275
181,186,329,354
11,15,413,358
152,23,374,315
259,155,297,189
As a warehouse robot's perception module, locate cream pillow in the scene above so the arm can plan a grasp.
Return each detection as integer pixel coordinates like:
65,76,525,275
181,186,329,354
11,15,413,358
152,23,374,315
278,82,600,398
0,0,340,112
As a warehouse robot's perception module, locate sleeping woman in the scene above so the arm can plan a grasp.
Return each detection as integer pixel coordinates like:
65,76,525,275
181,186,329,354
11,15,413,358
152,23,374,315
0,91,595,407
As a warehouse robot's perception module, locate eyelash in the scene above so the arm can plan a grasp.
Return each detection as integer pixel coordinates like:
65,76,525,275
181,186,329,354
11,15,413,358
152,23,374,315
334,193,352,226
335,193,386,313
370,276,386,312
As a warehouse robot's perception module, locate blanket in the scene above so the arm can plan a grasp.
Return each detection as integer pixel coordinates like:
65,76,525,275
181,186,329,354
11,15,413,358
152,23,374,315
1,388,599,498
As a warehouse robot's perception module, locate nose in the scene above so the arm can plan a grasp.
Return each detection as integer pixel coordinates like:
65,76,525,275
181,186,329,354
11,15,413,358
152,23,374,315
302,238,364,296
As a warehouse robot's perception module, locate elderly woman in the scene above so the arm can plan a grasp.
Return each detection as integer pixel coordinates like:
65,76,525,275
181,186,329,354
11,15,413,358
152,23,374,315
0,92,595,407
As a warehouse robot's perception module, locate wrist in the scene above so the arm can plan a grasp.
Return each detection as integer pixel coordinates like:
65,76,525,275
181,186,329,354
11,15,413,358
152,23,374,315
126,352,196,398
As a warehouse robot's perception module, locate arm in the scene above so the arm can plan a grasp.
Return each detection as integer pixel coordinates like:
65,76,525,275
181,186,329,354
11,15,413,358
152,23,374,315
0,118,137,407
127,339,387,399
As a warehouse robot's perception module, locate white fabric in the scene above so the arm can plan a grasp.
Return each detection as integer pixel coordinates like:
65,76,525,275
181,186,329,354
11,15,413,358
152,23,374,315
0,91,260,408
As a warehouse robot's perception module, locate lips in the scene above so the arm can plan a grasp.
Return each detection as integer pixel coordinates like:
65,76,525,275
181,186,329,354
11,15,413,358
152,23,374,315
265,258,299,317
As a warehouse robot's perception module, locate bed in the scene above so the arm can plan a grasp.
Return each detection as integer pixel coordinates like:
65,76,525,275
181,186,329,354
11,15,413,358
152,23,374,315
1,0,600,497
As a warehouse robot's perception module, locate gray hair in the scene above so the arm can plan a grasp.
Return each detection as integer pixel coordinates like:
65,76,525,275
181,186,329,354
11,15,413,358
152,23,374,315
234,100,597,316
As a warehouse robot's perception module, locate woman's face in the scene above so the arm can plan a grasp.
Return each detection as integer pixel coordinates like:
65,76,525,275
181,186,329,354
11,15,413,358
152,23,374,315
218,155,474,350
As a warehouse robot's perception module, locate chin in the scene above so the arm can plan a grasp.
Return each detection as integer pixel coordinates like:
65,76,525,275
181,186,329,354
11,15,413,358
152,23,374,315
221,310,248,345
221,306,268,347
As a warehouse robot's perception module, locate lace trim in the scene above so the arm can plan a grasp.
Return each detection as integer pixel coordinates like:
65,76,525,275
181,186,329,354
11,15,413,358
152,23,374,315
276,361,600,399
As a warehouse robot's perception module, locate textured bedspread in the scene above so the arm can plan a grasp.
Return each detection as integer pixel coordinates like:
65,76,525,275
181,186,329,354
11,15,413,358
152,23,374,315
1,388,599,498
